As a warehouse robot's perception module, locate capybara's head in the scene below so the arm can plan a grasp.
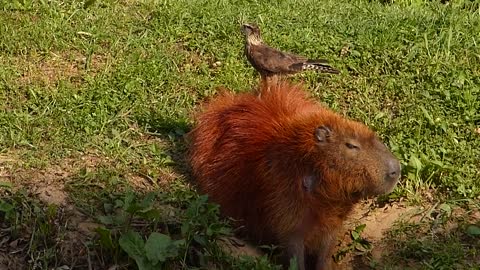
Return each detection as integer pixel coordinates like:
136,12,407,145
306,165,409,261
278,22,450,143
302,114,401,200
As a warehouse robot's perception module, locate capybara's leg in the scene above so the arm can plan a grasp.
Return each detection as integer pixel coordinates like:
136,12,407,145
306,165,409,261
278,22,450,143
286,233,306,270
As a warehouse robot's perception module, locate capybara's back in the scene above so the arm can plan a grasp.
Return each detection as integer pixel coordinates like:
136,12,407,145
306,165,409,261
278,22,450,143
188,82,400,270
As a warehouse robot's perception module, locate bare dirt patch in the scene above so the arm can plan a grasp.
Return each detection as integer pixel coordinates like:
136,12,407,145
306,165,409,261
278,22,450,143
337,200,422,269
217,236,264,259
35,185,68,206
0,198,100,270
0,154,20,184
4,153,101,203
345,200,421,240
12,50,109,87
0,151,109,269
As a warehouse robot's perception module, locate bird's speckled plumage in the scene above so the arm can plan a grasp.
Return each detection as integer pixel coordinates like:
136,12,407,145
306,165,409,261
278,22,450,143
241,23,339,83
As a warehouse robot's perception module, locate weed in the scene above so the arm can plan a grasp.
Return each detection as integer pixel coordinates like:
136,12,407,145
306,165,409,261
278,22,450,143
382,202,480,269
0,189,70,269
91,190,281,269
334,224,372,263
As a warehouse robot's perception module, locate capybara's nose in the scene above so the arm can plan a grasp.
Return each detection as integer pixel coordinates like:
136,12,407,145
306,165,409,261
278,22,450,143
386,157,401,182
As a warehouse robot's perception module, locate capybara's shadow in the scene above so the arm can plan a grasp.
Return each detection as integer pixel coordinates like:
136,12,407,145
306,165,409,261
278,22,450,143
135,112,193,178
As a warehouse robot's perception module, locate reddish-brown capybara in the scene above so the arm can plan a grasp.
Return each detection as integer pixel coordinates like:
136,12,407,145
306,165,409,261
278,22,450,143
187,81,401,270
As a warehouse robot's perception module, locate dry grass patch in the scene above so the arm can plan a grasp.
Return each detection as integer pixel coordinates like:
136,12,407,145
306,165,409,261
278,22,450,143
11,50,110,88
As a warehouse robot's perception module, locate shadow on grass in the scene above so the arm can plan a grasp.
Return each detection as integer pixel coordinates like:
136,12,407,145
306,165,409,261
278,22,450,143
135,110,194,175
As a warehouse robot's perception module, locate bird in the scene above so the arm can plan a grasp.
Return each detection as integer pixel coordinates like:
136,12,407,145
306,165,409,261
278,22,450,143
241,23,339,86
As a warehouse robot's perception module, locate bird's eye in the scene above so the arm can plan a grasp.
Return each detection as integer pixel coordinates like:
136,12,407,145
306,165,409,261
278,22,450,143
346,142,359,149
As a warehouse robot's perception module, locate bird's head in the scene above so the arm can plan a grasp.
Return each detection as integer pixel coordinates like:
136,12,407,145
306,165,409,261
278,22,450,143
241,23,262,45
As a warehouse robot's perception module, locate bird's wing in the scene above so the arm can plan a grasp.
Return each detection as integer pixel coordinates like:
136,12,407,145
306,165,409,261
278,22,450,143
249,44,311,74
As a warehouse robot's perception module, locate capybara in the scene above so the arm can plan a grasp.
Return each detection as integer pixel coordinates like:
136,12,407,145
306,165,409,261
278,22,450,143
187,81,401,270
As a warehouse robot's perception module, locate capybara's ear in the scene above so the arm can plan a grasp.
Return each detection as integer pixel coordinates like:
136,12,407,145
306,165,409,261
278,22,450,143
315,126,332,143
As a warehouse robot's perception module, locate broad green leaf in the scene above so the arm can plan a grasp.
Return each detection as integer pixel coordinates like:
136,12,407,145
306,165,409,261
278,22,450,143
145,233,178,264
355,244,368,252
135,258,157,270
138,208,161,220
140,192,156,209
0,201,14,213
95,227,114,250
420,106,435,125
466,224,480,237
124,192,142,214
351,231,360,241
119,231,145,261
355,224,367,233
408,155,422,171
119,231,158,270
438,203,452,216
97,215,114,225
193,234,207,246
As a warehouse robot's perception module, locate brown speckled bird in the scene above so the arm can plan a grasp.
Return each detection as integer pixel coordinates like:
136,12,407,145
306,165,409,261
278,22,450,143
241,23,339,84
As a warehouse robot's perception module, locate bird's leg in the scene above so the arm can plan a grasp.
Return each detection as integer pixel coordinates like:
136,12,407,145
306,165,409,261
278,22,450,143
257,76,269,96
269,75,280,87
259,75,280,95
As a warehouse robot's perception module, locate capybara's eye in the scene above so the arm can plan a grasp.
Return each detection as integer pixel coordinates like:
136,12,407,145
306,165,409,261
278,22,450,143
346,142,359,149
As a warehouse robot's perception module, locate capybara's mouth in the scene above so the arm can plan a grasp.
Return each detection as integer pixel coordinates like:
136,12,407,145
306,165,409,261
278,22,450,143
377,176,400,195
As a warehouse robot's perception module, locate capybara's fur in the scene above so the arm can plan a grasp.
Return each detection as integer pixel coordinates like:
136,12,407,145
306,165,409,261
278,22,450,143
187,81,400,270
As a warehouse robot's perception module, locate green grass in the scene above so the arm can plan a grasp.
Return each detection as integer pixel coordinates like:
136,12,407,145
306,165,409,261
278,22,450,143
0,0,479,269
382,201,480,269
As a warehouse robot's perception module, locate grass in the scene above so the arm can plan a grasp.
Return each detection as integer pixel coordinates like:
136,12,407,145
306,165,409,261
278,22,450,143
0,0,479,269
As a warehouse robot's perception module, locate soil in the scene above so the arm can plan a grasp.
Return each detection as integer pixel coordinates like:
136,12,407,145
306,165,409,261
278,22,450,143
14,51,109,87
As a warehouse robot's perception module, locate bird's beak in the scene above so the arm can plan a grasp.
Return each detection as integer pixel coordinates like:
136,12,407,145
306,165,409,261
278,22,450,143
240,24,249,33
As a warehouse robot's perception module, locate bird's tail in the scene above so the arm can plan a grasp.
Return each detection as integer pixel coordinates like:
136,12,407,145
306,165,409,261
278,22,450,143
291,60,340,74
